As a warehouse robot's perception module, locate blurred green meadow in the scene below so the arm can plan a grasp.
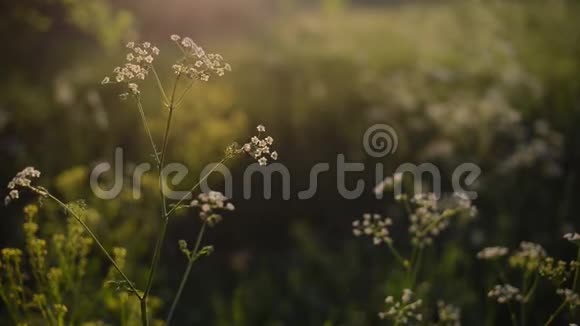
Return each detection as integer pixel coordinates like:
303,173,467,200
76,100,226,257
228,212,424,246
2,0,580,325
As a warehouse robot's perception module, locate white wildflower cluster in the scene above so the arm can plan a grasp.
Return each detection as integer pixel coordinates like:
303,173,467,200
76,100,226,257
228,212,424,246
190,191,234,227
5,167,42,205
500,119,563,177
408,193,444,247
102,41,160,99
352,213,393,245
446,192,478,218
170,34,231,82
436,301,461,326
564,232,580,245
242,125,278,166
487,284,523,304
509,241,546,272
379,289,423,324
556,288,580,309
477,246,509,260
408,193,475,248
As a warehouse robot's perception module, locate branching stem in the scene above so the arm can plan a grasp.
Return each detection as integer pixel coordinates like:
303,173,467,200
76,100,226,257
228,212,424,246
166,222,207,325
43,191,141,299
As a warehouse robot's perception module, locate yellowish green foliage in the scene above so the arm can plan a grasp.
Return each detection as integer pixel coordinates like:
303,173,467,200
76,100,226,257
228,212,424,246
0,204,131,325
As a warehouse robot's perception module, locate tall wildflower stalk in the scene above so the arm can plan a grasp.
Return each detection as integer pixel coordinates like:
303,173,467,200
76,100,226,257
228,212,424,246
2,35,278,325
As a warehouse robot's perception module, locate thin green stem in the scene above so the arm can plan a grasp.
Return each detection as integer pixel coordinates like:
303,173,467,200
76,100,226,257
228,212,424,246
158,108,175,170
140,300,148,326
174,80,195,108
508,303,519,326
136,97,160,164
143,218,169,298
165,158,228,218
573,247,580,292
142,74,180,326
44,191,141,299
410,248,423,289
520,272,530,326
493,261,510,284
417,211,454,238
544,300,567,326
523,273,539,302
0,289,20,325
151,65,169,104
387,242,409,270
409,246,418,270
166,222,207,325
402,198,413,216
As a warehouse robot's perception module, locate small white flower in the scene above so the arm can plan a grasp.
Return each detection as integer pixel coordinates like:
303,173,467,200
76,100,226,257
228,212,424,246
477,246,509,260
556,288,580,308
152,46,160,55
191,191,234,226
379,289,422,324
241,125,278,166
352,213,393,245
564,232,580,243
170,34,181,41
143,42,151,48
126,41,135,48
402,289,412,303
126,53,134,61
9,190,19,199
101,77,110,84
181,37,195,48
128,83,140,95
488,284,523,303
